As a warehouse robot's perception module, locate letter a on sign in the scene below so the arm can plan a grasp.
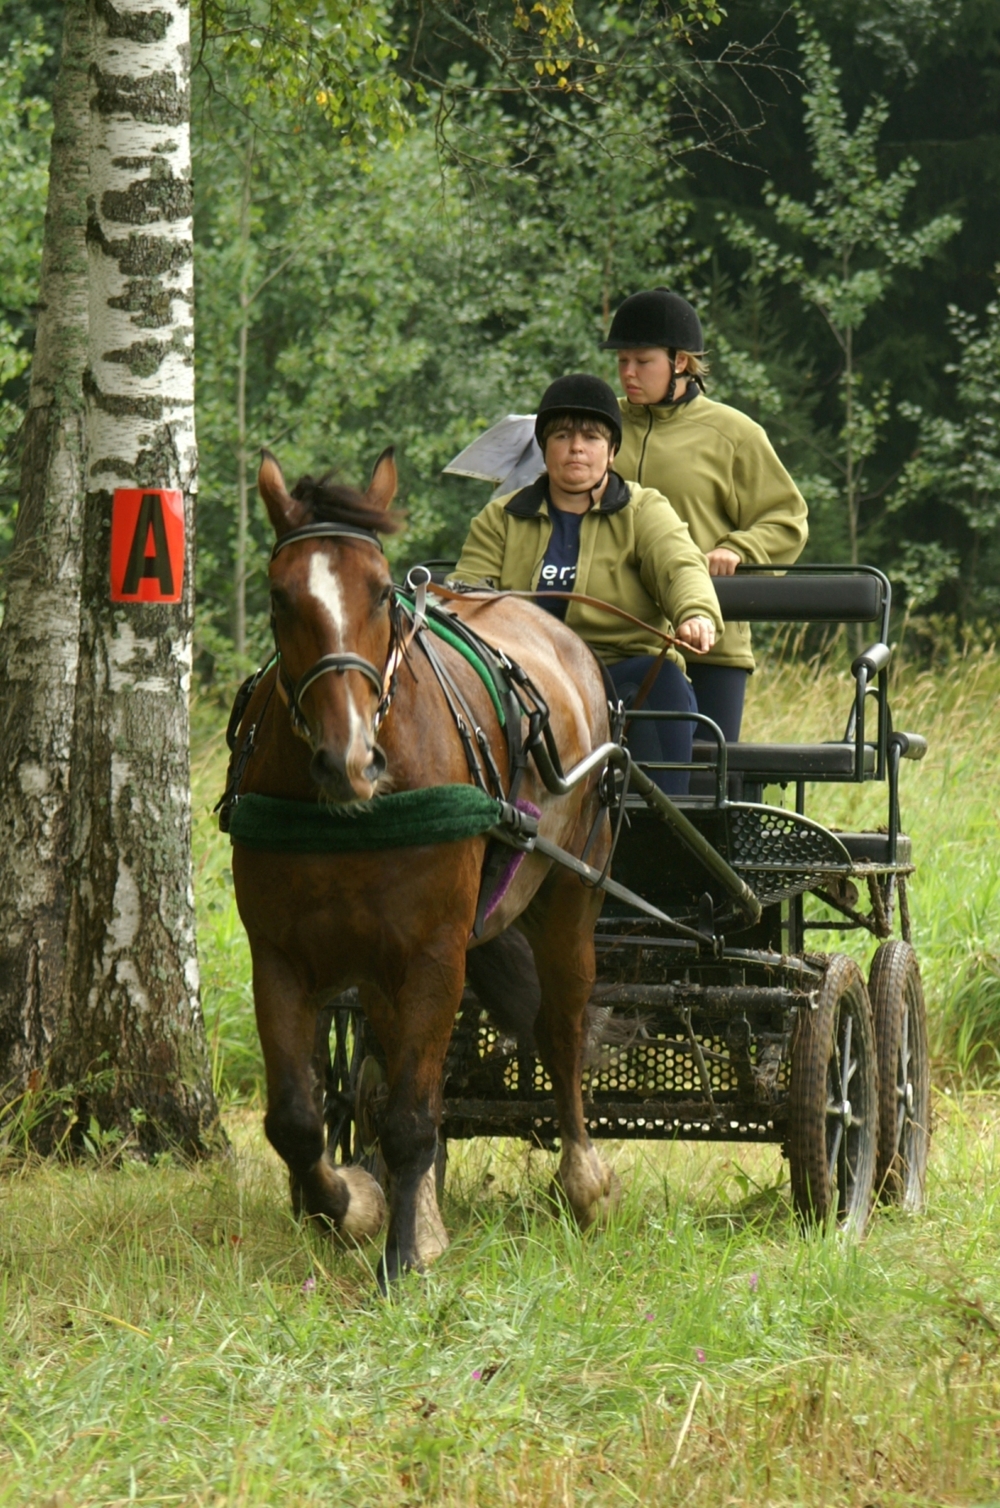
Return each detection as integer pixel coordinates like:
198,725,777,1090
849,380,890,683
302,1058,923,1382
110,489,185,603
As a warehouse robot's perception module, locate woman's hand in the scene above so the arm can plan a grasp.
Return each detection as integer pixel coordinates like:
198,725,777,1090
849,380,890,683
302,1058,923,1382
675,616,716,654
706,547,741,576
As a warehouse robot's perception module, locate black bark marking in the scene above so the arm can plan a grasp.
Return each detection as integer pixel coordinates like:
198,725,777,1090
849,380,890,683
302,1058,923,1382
108,279,190,328
91,66,189,128
103,327,192,378
83,368,164,421
86,217,192,275
94,0,170,44
101,176,193,227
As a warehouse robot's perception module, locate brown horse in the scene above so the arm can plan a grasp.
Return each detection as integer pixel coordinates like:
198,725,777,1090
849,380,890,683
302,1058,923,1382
230,447,618,1284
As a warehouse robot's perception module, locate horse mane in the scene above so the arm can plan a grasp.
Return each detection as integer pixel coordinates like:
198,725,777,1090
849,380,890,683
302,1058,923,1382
290,471,403,535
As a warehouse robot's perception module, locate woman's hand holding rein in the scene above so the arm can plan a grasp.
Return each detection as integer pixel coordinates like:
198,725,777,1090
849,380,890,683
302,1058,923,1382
675,616,716,654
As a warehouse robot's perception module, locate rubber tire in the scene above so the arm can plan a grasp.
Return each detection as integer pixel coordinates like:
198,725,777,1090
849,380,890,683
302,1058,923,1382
327,1008,448,1203
869,941,930,1210
788,953,878,1236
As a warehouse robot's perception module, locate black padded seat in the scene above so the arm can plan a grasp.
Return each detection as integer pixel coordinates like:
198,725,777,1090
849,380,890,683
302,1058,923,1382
693,741,875,780
833,831,911,866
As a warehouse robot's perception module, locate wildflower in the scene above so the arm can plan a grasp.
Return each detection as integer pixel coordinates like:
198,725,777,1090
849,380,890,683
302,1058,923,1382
749,1272,759,1293
695,1348,706,1363
471,1370,482,1381
302,1275,317,1294
644,1312,655,1322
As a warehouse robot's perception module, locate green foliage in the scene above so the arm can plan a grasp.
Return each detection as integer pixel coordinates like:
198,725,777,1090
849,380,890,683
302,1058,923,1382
720,12,960,564
889,284,1000,619
0,30,52,546
191,70,703,682
194,0,410,152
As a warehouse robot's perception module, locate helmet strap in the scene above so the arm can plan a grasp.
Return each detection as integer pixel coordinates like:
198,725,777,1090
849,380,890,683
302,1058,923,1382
664,350,678,405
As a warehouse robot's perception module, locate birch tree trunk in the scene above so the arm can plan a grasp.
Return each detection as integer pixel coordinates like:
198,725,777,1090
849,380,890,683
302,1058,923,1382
0,0,91,1088
48,0,218,1153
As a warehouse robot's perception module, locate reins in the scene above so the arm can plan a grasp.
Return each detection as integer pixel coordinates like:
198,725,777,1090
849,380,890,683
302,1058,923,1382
423,580,708,712
423,581,703,656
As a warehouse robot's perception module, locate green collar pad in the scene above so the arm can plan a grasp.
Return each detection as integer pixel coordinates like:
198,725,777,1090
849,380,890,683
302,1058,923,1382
229,785,504,852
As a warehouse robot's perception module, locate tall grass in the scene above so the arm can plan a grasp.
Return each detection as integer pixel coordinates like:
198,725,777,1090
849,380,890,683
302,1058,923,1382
2,1104,1000,1504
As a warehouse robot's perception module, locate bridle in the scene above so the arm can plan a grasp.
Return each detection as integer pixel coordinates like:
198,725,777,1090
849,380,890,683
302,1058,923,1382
269,522,423,740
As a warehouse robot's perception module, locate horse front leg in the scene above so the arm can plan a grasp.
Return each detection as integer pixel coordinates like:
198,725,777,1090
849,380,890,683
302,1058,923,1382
523,877,620,1231
251,942,386,1242
365,941,466,1287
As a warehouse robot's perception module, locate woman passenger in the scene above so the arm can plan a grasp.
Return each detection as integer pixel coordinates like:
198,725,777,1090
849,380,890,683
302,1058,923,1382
605,288,808,740
452,374,722,795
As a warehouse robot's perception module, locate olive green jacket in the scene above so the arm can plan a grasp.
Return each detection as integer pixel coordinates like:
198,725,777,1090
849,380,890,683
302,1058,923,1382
616,393,808,670
452,472,722,669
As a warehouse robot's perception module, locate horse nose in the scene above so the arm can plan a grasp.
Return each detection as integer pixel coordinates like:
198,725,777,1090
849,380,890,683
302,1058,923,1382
309,746,355,801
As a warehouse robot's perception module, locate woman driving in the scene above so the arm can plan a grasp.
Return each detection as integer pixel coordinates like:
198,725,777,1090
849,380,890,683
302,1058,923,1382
452,374,722,793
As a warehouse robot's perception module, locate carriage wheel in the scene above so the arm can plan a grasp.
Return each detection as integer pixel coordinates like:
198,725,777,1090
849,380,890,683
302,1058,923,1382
788,954,878,1235
325,1006,447,1200
869,941,930,1210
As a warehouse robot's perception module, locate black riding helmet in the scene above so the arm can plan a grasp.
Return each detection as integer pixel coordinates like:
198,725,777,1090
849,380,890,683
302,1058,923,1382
601,289,704,355
534,373,623,450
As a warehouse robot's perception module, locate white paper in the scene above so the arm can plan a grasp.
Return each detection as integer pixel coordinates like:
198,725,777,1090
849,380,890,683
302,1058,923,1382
444,414,544,499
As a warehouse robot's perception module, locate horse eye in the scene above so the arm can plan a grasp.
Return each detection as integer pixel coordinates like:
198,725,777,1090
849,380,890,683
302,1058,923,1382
270,587,291,615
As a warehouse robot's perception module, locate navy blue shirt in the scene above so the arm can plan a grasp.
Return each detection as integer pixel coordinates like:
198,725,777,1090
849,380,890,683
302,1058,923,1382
536,505,584,619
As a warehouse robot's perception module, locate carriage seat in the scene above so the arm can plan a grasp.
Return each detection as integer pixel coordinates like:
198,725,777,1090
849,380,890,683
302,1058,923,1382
693,739,876,782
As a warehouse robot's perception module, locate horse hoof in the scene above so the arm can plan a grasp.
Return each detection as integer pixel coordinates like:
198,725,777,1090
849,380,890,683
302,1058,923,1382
549,1153,621,1231
336,1165,387,1244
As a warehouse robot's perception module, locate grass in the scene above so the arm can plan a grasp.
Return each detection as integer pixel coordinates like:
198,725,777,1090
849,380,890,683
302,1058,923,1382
0,643,998,1505
2,1105,1000,1504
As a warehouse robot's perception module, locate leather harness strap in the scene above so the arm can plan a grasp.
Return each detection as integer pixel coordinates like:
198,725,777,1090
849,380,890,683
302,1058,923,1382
423,580,704,654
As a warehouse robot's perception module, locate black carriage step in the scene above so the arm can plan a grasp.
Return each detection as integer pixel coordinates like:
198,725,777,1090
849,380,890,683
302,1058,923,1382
442,1097,787,1141
832,831,912,866
693,740,875,780
590,982,812,1011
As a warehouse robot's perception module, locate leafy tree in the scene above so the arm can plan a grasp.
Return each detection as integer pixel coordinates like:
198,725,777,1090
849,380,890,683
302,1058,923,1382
0,32,52,547
721,13,960,565
889,284,1000,621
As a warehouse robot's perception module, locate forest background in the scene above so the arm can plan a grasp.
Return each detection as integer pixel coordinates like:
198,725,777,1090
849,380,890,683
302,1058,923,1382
2,0,999,692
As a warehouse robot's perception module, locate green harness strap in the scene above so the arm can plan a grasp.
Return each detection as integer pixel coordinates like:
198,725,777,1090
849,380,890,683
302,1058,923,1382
397,594,506,727
229,784,505,852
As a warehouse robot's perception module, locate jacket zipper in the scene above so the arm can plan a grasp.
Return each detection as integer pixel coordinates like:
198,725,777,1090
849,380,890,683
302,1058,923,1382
637,407,653,484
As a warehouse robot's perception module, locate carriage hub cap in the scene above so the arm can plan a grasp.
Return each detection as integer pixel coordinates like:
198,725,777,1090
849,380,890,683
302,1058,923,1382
840,1100,853,1126
904,1082,914,1113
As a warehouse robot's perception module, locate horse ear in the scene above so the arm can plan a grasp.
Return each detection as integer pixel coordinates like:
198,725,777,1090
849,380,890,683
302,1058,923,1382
258,449,307,536
365,446,397,514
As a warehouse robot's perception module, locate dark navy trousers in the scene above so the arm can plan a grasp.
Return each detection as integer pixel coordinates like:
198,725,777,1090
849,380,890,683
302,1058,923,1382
606,655,698,795
685,664,749,743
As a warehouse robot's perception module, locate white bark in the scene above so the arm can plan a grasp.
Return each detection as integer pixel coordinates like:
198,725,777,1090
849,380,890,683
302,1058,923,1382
54,0,216,1151
0,0,92,1084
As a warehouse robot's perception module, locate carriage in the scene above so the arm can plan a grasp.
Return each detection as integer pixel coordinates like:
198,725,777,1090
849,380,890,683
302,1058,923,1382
325,564,930,1233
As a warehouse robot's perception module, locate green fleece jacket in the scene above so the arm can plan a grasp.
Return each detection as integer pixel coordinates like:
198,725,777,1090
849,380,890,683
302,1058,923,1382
452,471,722,669
616,393,808,670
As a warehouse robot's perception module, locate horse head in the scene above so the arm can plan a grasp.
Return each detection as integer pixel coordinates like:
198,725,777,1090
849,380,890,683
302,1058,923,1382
258,447,401,803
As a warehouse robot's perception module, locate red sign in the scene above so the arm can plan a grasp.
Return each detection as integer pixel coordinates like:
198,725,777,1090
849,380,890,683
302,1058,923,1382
110,489,185,603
